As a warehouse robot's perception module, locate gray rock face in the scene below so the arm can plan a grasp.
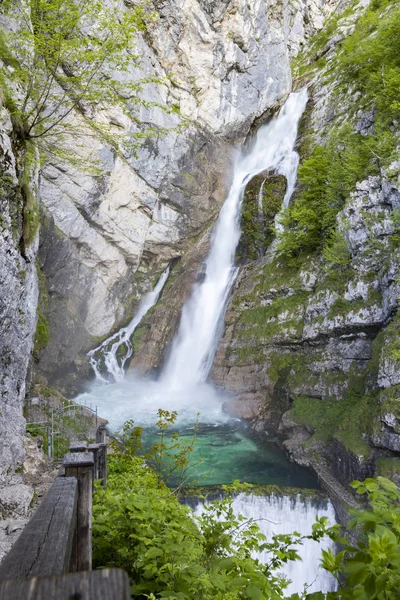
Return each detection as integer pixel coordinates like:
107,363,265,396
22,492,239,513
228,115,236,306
209,0,400,484
0,105,38,477
0,0,350,497
213,167,400,428
37,0,336,386
0,518,29,564
0,483,34,517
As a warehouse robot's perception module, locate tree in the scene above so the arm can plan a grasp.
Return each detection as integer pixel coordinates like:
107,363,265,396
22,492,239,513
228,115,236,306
0,0,176,159
320,477,400,599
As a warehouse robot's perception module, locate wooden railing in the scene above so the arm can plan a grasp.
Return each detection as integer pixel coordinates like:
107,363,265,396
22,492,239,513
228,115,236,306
0,426,130,599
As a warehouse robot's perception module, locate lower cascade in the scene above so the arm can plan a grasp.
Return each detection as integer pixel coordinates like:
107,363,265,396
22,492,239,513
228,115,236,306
191,494,337,594
77,88,338,594
88,267,170,382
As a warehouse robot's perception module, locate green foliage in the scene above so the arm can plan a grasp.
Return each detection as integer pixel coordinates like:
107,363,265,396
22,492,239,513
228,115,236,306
338,2,400,140
93,413,336,599
375,458,400,481
34,262,50,353
290,389,378,456
283,0,400,259
0,0,177,159
238,175,286,262
320,477,400,599
34,310,50,351
278,126,374,258
19,141,40,247
323,228,351,274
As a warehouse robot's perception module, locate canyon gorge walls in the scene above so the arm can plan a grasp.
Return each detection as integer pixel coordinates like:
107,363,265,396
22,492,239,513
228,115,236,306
4,0,400,498
212,0,400,486
34,0,336,392
0,7,39,482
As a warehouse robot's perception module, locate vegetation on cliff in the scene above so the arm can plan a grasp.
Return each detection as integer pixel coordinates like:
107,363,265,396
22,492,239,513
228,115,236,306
0,0,174,155
279,0,400,259
227,0,400,478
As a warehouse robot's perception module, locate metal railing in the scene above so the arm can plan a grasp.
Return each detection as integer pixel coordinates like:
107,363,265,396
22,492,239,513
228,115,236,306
26,399,98,461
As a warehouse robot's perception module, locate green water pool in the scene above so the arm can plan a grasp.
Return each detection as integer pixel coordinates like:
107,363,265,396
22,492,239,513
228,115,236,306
143,422,319,488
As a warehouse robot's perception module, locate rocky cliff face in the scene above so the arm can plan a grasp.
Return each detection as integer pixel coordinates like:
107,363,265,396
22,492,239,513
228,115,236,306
35,0,338,392
0,103,38,495
212,0,400,486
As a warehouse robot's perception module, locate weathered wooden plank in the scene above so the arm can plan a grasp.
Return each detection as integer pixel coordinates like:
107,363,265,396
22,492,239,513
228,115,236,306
0,568,131,600
98,443,107,487
63,452,94,467
0,477,77,580
69,442,88,453
96,425,106,444
64,452,94,572
88,443,100,481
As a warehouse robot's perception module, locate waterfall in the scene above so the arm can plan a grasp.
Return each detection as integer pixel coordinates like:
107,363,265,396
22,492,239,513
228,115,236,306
192,492,337,595
257,178,266,214
161,89,308,390
257,178,266,259
88,267,170,382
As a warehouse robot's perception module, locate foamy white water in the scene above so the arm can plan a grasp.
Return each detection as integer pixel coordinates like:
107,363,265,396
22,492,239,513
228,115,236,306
88,267,170,382
161,89,308,390
77,374,230,430
193,493,337,595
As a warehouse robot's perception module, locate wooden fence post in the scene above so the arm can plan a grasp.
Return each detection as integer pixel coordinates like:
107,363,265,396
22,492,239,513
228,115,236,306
96,426,107,487
96,426,106,444
63,452,94,572
88,444,100,484
0,478,78,580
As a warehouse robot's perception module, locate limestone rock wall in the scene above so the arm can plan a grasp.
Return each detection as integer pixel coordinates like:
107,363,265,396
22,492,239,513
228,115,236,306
91,0,337,385
0,107,38,478
212,0,400,485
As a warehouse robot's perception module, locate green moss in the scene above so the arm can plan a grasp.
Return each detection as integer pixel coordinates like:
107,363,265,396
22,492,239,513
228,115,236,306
183,484,327,503
237,173,286,262
327,286,382,320
375,458,400,480
377,386,400,433
26,423,49,454
267,352,298,385
20,142,39,248
34,311,50,351
33,263,50,353
39,384,62,398
290,389,379,456
235,345,265,365
239,292,307,338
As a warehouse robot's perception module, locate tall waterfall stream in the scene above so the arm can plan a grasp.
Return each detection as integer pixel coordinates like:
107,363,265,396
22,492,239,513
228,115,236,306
77,89,337,593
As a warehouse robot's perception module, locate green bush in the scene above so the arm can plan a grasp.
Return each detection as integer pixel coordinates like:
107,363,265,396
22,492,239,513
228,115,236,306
278,126,374,258
280,0,400,260
92,413,334,599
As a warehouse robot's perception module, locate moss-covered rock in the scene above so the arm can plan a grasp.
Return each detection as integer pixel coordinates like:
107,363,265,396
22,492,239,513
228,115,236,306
237,173,286,262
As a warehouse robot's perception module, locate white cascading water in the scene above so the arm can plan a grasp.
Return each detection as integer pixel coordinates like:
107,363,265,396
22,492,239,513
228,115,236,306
258,178,266,214
88,267,170,382
193,493,337,595
161,89,308,390
257,178,266,259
